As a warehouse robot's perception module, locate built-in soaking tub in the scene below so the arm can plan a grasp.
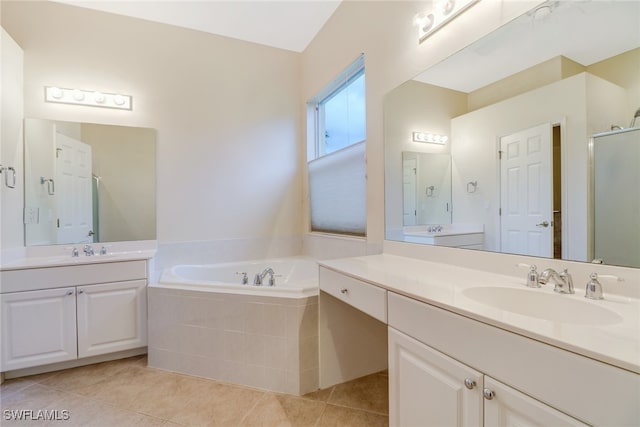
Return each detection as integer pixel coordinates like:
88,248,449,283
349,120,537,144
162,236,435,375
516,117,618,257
158,258,318,298
148,257,319,395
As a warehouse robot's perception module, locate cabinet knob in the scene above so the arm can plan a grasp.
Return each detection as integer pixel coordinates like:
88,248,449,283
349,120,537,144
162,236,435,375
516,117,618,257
483,388,495,400
78,289,84,294
66,290,74,296
340,288,349,294
464,378,476,389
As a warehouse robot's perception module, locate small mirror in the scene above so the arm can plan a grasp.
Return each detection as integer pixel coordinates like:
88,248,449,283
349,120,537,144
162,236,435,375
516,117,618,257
401,152,451,226
24,118,157,246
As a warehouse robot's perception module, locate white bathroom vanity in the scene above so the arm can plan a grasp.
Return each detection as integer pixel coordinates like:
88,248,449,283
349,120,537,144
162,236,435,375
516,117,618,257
318,253,640,427
0,247,154,377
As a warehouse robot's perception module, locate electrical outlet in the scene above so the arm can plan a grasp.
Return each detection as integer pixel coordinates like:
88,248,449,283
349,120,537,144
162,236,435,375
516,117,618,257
24,207,39,224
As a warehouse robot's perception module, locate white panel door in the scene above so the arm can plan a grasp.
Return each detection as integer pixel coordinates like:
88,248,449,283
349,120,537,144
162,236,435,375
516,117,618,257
389,327,483,427
77,280,147,358
500,123,552,257
403,158,417,225
0,287,77,371
484,376,588,427
56,132,93,244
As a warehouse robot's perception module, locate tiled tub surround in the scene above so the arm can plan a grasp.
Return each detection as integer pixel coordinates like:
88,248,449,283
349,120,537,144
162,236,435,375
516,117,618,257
148,288,318,395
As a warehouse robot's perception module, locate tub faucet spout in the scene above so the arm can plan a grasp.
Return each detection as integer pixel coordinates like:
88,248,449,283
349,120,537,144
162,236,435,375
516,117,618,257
254,267,276,286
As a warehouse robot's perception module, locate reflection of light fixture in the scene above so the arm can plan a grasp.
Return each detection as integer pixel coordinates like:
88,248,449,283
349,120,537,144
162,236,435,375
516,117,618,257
44,86,132,110
72,89,85,101
416,0,480,43
94,91,106,104
413,131,449,144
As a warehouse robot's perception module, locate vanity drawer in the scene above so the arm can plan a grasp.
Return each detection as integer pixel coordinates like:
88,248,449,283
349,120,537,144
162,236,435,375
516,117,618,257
320,267,387,322
0,261,148,293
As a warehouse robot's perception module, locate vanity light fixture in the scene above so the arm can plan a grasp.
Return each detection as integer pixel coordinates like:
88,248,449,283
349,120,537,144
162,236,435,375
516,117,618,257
413,131,449,144
416,0,480,43
44,86,132,110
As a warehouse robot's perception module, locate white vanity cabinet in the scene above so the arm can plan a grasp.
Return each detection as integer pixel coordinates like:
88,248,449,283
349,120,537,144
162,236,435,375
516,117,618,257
0,260,148,372
0,287,78,370
387,291,637,426
388,327,483,427
318,259,639,427
389,327,587,427
76,280,147,358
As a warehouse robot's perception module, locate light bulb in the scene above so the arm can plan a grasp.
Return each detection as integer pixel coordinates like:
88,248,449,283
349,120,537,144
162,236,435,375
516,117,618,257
113,95,125,106
94,92,106,103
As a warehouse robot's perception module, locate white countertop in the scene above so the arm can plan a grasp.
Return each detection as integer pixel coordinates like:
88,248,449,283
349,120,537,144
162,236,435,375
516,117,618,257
319,254,640,374
0,250,156,271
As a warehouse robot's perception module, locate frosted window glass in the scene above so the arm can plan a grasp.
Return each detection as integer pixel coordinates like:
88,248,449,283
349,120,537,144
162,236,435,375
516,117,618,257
308,142,366,235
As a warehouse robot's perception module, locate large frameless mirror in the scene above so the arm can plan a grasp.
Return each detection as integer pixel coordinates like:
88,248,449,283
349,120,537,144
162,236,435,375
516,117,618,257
24,118,157,246
384,0,640,268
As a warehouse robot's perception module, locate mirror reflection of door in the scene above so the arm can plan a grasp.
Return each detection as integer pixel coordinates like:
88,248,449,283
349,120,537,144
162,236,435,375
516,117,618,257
402,158,417,225
55,133,93,244
499,122,554,257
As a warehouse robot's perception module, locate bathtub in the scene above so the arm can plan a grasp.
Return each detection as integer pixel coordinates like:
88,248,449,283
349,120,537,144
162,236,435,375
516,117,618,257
157,257,318,298
148,257,320,395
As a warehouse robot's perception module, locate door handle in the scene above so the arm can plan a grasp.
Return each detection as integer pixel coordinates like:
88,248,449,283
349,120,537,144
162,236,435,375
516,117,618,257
536,221,550,228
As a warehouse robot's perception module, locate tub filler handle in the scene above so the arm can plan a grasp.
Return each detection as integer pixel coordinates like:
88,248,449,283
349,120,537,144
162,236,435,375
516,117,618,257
235,272,248,285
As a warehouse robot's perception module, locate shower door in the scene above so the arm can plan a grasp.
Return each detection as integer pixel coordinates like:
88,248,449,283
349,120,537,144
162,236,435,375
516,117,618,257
592,128,640,268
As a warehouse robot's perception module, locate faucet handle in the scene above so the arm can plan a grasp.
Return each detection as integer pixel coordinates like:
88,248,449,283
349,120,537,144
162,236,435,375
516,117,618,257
585,273,623,300
516,263,540,288
585,273,604,300
71,247,79,257
235,272,248,285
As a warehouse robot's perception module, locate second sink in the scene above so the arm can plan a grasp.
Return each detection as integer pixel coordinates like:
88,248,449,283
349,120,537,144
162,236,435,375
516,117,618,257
462,286,623,325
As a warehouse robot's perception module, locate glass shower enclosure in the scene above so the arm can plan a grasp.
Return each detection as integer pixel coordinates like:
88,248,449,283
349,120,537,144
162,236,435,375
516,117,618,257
591,127,640,268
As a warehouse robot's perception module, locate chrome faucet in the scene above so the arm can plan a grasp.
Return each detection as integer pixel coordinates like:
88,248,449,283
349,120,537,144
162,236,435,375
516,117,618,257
83,245,94,256
538,268,574,294
253,267,276,286
71,247,79,257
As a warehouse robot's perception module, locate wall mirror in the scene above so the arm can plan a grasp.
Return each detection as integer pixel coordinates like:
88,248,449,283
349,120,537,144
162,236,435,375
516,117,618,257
384,0,640,268
401,151,452,227
24,118,157,246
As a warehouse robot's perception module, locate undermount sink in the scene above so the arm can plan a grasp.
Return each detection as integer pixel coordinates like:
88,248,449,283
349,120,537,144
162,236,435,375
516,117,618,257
462,286,623,325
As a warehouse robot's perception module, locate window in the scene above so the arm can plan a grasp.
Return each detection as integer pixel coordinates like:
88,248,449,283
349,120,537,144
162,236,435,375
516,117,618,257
307,55,366,236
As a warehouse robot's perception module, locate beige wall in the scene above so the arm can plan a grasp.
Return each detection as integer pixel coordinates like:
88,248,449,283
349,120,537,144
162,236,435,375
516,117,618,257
2,1,302,249
80,123,156,242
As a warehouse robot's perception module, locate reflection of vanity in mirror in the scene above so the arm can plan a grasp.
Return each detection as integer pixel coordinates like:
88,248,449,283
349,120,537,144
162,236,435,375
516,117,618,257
24,118,156,246
385,0,640,268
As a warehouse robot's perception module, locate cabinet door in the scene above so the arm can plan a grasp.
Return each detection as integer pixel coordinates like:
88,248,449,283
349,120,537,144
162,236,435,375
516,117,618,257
484,377,588,427
77,280,147,358
0,287,77,371
389,327,483,427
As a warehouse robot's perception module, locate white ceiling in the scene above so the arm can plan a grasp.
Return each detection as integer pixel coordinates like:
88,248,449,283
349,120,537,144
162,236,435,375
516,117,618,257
53,0,342,52
415,0,640,93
